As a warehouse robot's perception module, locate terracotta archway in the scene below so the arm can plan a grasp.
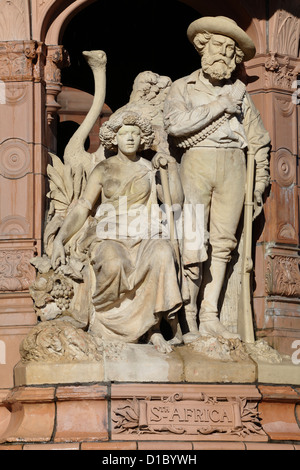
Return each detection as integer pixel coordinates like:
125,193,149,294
37,0,265,127
38,0,264,140
36,0,264,52
31,0,96,43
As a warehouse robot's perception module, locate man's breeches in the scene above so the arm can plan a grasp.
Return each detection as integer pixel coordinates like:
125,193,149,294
180,147,246,263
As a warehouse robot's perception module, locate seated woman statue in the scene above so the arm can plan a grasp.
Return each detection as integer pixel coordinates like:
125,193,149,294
51,111,184,353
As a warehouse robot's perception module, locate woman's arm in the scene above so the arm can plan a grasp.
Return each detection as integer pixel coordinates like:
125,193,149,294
51,165,103,268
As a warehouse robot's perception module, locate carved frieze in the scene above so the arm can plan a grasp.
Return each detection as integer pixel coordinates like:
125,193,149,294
0,248,36,291
265,255,300,298
112,393,266,439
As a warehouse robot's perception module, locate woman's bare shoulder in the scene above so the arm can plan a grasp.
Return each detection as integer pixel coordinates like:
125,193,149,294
91,158,114,179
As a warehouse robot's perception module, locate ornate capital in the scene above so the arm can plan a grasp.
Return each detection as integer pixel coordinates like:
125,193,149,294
44,45,70,85
44,45,70,125
264,8,300,90
0,40,36,81
265,53,299,90
0,40,46,82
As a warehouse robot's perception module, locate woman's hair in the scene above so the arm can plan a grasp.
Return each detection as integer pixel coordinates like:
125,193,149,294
193,31,245,64
99,111,155,151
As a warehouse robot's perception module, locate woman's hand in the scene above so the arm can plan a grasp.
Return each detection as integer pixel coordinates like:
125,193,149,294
152,152,177,169
51,237,66,269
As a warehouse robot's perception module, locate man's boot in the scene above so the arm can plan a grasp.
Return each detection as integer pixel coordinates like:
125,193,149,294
199,258,241,340
182,265,202,343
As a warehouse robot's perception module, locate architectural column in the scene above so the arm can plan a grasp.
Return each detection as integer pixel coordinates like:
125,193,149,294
0,0,75,391
44,44,70,152
0,1,45,389
0,0,65,390
246,7,300,355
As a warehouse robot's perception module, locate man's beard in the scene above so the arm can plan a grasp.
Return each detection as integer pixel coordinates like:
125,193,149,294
201,51,237,81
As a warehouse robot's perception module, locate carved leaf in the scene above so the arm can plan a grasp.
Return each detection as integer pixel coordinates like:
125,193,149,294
64,164,74,201
47,165,67,197
47,190,69,205
236,397,264,436
112,399,140,433
73,165,85,200
49,152,65,177
43,213,65,256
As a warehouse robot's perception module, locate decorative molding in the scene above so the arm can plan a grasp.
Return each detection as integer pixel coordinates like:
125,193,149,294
0,0,31,41
277,223,297,241
0,215,30,237
274,95,295,118
272,10,300,58
273,148,295,188
0,248,36,291
112,393,265,439
5,82,28,104
0,139,31,178
265,255,300,298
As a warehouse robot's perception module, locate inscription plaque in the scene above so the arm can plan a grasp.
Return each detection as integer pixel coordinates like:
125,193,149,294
112,393,265,438
140,398,241,434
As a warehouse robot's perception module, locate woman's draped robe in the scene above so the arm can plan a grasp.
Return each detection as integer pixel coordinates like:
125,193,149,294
78,156,183,343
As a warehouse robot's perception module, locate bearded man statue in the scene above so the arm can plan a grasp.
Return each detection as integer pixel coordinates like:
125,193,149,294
164,16,271,341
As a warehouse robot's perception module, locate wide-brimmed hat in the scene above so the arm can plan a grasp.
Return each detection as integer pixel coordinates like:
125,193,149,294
187,16,256,62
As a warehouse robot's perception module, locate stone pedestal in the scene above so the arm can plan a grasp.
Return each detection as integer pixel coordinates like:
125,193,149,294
0,343,298,448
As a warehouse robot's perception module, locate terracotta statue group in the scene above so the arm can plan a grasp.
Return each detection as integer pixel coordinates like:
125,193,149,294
29,16,270,356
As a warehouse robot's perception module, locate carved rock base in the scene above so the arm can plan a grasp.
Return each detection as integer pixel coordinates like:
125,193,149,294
14,342,257,386
14,337,300,387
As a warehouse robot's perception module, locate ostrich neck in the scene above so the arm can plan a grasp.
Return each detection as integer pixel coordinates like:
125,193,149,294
64,65,106,154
